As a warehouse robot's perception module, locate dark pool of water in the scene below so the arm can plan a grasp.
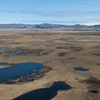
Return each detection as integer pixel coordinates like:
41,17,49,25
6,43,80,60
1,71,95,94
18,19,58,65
8,47,26,56
40,54,46,56
0,62,8,66
17,47,26,51
39,42,47,46
30,54,37,56
30,53,46,56
19,54,25,56
90,90,98,93
8,51,25,56
74,67,88,71
94,54,100,56
97,63,100,65
0,38,7,41
0,48,7,50
0,62,44,83
8,51,20,56
8,52,25,56
13,81,71,100
5,40,13,44
41,50,53,56
87,80,100,84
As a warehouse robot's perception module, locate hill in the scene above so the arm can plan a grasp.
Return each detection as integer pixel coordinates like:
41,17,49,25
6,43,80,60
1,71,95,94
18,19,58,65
0,23,100,29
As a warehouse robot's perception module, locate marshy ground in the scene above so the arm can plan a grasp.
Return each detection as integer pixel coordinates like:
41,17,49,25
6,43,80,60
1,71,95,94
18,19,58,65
0,29,100,100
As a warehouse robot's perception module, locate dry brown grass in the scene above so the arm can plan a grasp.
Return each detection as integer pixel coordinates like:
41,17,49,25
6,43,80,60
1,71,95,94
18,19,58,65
0,30,100,100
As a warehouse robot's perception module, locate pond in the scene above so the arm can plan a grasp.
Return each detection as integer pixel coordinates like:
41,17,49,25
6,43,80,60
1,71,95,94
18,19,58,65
90,90,98,93
8,47,26,56
0,48,7,50
30,50,53,57
0,62,44,83
8,51,20,56
30,54,37,56
87,79,100,84
74,67,88,71
13,81,71,100
40,54,46,56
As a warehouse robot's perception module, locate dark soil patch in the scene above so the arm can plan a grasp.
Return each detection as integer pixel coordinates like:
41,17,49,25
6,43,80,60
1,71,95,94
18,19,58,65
68,57,75,60
58,52,67,56
56,47,69,49
94,54,100,56
70,46,83,51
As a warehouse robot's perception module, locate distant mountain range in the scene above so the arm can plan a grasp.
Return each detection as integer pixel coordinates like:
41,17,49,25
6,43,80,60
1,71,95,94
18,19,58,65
0,23,100,29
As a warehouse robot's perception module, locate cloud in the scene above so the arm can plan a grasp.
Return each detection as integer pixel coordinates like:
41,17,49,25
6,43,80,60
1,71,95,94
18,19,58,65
1,9,100,25
81,21,100,25
0,10,100,18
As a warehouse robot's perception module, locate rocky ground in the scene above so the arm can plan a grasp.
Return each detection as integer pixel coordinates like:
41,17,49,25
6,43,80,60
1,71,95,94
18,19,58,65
0,30,100,100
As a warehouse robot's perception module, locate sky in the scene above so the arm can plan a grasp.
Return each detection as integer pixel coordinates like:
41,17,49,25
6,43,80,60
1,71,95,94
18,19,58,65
0,0,100,25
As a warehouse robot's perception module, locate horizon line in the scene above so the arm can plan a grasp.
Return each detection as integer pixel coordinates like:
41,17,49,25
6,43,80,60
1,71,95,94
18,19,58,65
0,23,100,26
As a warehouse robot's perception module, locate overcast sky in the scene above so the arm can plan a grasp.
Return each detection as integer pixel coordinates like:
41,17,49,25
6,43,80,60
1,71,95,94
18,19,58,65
0,0,100,25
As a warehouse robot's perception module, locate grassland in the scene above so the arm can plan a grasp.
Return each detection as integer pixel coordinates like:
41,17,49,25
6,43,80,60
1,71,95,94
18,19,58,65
0,29,100,100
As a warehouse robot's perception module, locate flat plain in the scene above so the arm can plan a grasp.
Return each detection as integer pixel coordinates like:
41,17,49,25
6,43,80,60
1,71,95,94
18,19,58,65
0,29,100,100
